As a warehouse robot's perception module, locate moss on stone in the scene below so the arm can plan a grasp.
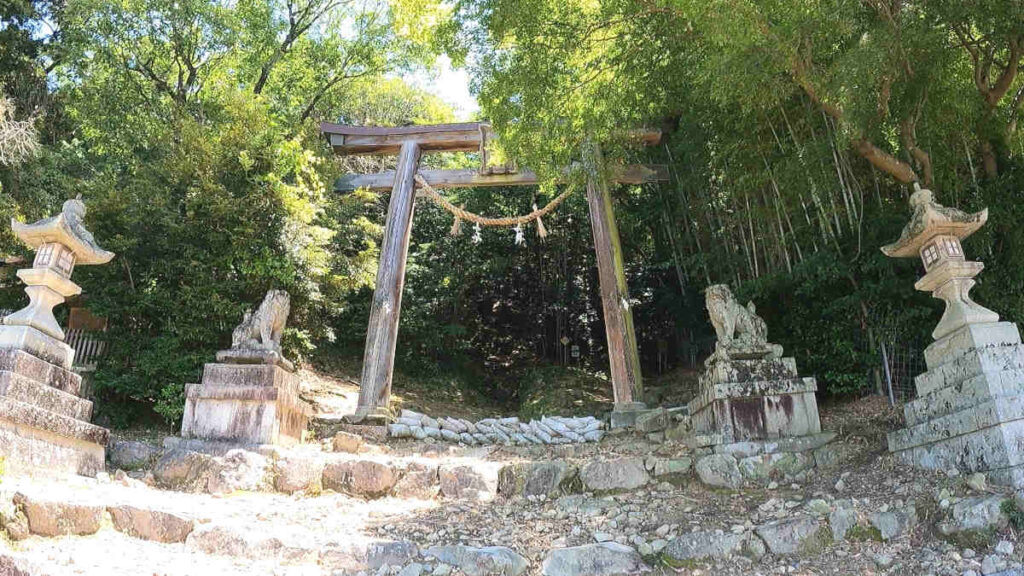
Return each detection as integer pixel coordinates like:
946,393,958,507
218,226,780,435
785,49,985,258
797,525,834,556
845,524,883,542
659,554,702,570
939,527,997,550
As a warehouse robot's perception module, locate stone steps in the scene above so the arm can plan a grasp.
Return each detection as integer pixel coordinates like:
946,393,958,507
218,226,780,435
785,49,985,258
134,427,848,505
903,368,1024,427
0,396,107,445
0,369,93,420
3,455,1020,576
0,348,82,396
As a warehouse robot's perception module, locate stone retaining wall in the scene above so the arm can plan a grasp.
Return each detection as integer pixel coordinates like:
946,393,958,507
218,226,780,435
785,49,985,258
388,410,605,446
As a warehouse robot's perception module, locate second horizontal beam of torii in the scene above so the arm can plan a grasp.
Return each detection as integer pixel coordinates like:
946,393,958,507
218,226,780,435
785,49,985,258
334,165,670,192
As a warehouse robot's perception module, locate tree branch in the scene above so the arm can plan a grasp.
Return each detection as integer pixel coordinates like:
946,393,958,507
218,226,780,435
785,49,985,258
854,139,918,183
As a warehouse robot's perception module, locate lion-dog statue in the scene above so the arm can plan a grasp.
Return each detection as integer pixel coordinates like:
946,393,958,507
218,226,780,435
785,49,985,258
231,289,290,353
705,284,782,367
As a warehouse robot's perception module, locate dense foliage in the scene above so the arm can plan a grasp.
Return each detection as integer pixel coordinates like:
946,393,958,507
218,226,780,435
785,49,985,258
1,0,1022,426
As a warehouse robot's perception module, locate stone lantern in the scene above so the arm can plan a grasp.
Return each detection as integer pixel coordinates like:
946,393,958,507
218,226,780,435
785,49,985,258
2,195,114,344
884,185,1024,488
0,196,113,476
880,185,997,340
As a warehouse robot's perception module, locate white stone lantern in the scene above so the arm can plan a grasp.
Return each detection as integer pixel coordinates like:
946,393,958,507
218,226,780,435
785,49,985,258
881,185,996,339
2,195,114,341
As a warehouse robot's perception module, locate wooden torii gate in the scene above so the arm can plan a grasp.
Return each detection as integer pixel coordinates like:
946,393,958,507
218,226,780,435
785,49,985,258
321,122,668,425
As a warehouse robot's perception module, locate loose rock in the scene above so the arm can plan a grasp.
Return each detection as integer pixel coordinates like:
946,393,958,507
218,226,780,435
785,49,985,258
541,542,647,576
424,545,528,576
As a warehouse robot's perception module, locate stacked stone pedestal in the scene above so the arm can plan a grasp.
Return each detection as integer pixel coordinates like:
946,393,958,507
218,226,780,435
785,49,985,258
888,321,1024,486
688,357,821,445
0,325,108,476
181,359,310,446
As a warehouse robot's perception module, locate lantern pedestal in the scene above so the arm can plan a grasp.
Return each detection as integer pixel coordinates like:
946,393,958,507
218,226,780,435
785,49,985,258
888,321,1024,486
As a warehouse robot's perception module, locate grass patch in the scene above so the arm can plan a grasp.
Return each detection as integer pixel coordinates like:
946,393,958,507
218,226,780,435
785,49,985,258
1002,499,1024,531
518,365,613,420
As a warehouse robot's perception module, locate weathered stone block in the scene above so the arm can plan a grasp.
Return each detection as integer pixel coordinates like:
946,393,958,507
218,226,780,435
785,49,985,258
439,463,499,500
923,322,1021,370
201,363,293,388
323,459,398,499
542,543,646,576
635,408,670,433
393,464,439,499
108,439,161,470
701,357,797,386
272,453,325,493
14,492,104,537
180,362,310,446
0,326,74,369
498,460,576,497
423,545,528,576
755,516,828,555
332,431,364,453
663,530,751,561
109,505,195,543
689,373,821,444
579,457,648,493
695,453,742,489
367,540,419,569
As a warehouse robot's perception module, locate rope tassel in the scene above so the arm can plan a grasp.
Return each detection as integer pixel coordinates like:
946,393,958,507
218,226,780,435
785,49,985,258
533,203,548,239
450,205,464,236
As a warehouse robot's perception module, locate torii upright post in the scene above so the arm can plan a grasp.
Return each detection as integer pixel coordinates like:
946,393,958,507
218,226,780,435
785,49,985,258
358,141,421,421
583,140,645,426
322,122,666,424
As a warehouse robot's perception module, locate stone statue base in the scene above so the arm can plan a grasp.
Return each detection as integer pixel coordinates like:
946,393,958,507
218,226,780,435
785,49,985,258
688,357,822,445
888,321,1024,487
0,325,109,476
180,358,311,446
215,348,294,371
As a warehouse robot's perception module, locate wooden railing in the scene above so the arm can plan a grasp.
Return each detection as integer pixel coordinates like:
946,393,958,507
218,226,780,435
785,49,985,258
66,329,107,369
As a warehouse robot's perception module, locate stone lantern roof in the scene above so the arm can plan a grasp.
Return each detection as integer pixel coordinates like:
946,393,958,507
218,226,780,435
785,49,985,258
880,186,987,258
11,196,114,265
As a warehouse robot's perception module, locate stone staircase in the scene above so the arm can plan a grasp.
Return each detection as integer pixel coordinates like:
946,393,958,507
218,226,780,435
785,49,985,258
3,428,1023,576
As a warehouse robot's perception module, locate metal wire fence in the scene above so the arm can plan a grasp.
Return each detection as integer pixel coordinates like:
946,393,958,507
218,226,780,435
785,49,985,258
874,329,928,404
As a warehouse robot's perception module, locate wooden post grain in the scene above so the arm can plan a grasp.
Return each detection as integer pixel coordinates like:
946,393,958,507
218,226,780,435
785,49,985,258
354,141,422,420
582,140,644,410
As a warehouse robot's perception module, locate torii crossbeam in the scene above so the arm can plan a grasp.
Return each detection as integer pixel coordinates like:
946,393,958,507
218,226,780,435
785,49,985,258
321,121,668,426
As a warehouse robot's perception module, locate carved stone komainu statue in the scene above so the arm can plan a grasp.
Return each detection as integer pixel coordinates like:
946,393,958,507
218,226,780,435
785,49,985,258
231,290,290,353
216,289,293,370
704,284,782,366
184,288,309,445
688,284,822,446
